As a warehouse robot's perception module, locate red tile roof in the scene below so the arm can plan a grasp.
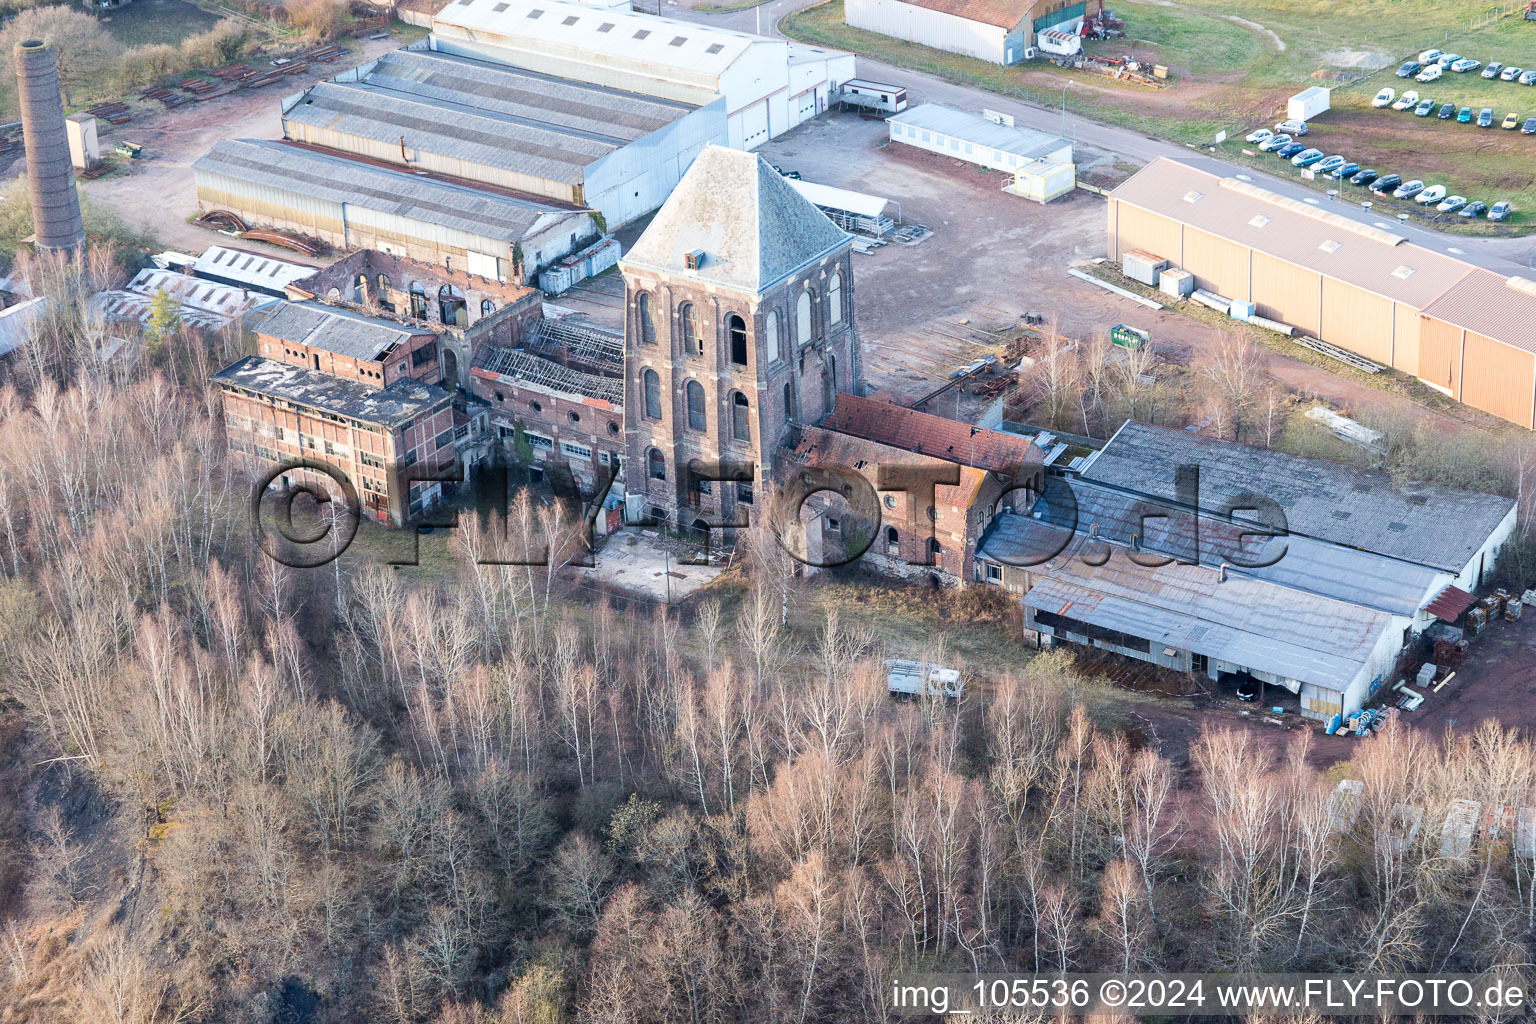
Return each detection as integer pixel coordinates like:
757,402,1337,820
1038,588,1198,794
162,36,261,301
823,394,1041,477
1425,585,1477,622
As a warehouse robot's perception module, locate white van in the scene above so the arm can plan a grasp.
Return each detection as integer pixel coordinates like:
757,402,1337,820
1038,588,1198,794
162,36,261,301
885,660,964,700
1416,63,1443,83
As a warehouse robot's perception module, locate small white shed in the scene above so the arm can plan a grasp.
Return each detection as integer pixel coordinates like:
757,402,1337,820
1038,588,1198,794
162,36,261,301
1288,87,1331,122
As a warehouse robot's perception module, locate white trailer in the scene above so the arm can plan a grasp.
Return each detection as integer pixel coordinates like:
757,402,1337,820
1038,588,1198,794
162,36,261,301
1287,86,1331,122
885,659,964,700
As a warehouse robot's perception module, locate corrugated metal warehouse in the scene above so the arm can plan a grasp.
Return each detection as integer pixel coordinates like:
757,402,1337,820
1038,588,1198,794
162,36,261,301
193,138,597,282
978,422,1517,722
1107,157,1536,428
843,0,1100,63
285,47,726,227
430,0,854,150
887,103,1072,173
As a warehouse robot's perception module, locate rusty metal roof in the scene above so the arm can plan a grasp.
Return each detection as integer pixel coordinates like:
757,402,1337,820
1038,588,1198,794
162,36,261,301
1425,585,1477,622
866,0,1031,30
824,393,1042,477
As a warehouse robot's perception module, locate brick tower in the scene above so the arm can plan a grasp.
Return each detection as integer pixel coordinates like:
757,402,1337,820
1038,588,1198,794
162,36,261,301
620,144,860,530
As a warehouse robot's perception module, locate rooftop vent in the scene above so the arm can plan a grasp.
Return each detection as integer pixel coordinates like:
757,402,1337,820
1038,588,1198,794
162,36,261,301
634,28,650,38
670,35,687,45
562,14,578,23
1332,510,1352,519
1183,190,1203,204
1319,239,1340,253
1388,522,1408,532
706,42,724,53
492,2,507,9
684,248,705,270
1408,494,1429,505
526,7,542,16
1353,482,1371,492
597,21,613,30
1392,265,1415,280
1249,215,1270,227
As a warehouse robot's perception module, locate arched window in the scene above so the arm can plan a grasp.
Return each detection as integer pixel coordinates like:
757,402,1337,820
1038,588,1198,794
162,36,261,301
731,391,750,442
438,283,466,325
765,310,779,363
643,368,662,420
679,302,700,355
782,381,793,419
648,448,666,480
686,379,706,430
480,299,495,318
637,292,656,345
376,273,391,296
409,282,428,319
828,271,843,325
796,290,812,346
928,537,942,557
885,525,899,548
326,287,341,302
353,274,368,303
727,312,748,367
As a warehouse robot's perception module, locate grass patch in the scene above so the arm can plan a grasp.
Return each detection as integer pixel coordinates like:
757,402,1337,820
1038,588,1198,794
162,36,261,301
1110,1,1264,78
695,0,773,11
781,0,1232,144
99,0,223,48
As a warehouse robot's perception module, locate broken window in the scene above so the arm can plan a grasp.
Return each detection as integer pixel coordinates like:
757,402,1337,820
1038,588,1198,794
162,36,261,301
731,391,750,442
727,312,747,367
828,271,842,325
648,448,666,480
686,379,706,430
679,302,700,355
637,291,656,345
643,369,662,419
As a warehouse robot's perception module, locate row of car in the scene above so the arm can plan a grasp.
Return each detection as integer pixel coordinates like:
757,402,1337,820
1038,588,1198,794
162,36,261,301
1397,48,1536,86
1242,122,1513,220
1373,87,1536,132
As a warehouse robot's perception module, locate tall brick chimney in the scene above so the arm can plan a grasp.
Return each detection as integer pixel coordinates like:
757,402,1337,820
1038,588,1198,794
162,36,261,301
15,38,84,254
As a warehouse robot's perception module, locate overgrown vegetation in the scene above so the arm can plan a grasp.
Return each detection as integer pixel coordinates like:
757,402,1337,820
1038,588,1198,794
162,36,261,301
0,254,1535,1021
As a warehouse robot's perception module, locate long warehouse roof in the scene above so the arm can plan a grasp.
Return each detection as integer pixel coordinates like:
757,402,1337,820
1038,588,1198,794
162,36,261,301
194,139,584,243
433,0,771,78
285,79,622,184
366,49,697,142
887,103,1070,161
1011,530,1392,692
874,0,1030,29
1110,157,1479,308
1081,421,1514,574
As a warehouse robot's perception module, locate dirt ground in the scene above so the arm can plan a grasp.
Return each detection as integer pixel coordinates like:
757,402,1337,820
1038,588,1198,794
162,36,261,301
35,32,410,258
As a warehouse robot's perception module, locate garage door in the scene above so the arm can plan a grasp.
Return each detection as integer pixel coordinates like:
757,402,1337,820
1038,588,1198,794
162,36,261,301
739,101,769,149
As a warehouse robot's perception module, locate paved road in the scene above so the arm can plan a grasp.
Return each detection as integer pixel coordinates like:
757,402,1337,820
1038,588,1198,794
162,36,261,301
677,0,1536,270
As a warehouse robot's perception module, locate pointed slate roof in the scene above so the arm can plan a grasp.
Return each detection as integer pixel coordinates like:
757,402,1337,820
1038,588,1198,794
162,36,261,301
620,144,849,293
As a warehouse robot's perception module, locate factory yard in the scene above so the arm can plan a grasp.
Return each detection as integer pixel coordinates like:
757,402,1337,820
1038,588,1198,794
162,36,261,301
35,32,409,257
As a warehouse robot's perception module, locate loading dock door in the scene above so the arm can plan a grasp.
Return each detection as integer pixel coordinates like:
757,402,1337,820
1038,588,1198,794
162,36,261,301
739,101,769,149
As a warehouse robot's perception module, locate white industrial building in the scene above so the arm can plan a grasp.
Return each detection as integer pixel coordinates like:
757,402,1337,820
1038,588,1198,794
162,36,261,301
284,46,726,228
429,0,854,150
977,422,1517,725
887,103,1073,174
844,0,1101,63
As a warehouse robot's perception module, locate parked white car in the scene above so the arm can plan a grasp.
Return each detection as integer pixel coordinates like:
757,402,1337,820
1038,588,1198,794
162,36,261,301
1415,184,1448,205
1274,119,1309,135
1416,63,1443,83
1437,195,1468,213
1418,48,1443,64
1246,127,1274,143
1392,90,1419,110
1372,87,1396,108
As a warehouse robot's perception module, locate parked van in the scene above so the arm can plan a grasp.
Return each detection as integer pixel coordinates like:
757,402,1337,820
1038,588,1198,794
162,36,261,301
1416,63,1442,83
885,660,964,700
